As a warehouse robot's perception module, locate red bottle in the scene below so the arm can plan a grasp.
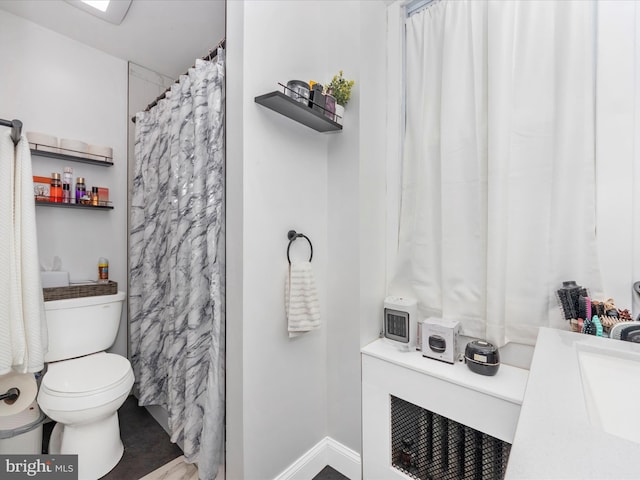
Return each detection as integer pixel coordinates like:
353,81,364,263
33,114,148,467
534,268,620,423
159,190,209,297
50,173,62,202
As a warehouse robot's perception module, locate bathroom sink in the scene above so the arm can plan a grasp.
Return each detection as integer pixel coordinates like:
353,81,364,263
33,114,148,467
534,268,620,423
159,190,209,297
577,342,640,444
508,328,640,479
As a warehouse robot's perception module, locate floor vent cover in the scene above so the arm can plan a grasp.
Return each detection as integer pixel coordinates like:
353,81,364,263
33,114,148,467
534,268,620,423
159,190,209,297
390,395,511,480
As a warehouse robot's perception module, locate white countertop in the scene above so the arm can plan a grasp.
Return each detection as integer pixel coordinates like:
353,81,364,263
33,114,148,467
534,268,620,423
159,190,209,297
506,327,640,479
362,339,529,405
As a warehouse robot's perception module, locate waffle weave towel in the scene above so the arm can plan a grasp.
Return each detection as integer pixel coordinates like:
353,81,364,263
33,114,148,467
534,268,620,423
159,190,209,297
285,261,320,337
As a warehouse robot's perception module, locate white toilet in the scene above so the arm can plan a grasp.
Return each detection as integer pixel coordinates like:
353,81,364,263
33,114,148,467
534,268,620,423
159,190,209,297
37,291,134,480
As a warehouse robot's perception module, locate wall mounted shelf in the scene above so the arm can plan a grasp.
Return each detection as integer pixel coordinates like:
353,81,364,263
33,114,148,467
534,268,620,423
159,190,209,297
30,145,113,167
255,91,342,133
35,200,113,210
31,143,113,210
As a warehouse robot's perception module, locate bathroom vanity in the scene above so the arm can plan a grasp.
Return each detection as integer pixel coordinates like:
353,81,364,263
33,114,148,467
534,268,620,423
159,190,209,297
506,327,640,479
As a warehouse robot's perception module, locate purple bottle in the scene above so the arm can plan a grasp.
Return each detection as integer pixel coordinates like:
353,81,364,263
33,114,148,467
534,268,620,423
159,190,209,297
75,177,86,204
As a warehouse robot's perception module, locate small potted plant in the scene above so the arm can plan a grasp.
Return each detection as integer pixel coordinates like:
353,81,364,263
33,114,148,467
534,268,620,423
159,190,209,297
326,70,354,124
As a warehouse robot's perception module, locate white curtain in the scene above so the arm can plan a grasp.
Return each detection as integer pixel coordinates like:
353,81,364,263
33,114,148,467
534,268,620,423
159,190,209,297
130,52,225,480
392,0,602,346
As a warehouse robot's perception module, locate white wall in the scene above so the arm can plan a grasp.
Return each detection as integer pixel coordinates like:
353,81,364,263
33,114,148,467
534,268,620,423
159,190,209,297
359,2,392,350
228,2,330,478
227,1,388,477
226,1,245,475
326,2,362,458
0,10,128,356
326,0,388,456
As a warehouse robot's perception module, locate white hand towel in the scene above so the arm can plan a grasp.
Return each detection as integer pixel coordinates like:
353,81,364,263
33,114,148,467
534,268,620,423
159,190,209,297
285,261,320,337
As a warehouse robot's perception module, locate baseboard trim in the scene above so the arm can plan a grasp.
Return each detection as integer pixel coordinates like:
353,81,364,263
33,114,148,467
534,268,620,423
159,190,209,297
325,438,361,480
273,437,361,480
273,439,328,480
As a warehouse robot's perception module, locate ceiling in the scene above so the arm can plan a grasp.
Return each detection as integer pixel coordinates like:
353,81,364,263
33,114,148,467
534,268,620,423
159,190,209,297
0,0,226,79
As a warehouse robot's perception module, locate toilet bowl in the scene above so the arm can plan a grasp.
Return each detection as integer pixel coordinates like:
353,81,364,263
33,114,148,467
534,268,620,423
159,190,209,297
38,292,133,480
39,353,134,479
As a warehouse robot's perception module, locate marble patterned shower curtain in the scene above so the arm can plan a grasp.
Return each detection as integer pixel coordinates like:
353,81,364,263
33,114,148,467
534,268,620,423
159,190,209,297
130,50,225,480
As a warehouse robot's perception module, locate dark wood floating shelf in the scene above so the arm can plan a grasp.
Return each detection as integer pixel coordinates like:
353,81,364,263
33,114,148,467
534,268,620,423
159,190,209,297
254,91,342,133
35,200,114,210
30,148,113,167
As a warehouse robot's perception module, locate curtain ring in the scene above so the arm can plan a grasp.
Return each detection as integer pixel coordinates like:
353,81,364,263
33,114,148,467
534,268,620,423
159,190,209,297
287,230,313,265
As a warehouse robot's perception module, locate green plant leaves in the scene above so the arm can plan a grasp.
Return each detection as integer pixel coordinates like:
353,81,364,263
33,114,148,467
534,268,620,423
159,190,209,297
327,70,355,106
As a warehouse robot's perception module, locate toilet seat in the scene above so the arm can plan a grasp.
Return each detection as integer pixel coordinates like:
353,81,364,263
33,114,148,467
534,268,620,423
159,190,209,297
39,352,134,412
43,352,131,395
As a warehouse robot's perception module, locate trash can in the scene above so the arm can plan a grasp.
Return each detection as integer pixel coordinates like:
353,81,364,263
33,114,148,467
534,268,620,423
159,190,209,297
0,401,46,454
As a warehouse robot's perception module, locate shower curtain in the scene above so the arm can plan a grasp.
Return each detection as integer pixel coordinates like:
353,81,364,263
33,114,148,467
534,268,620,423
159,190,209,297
130,50,225,480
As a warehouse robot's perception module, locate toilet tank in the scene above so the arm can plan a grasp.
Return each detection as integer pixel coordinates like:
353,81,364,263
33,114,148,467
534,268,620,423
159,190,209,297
43,291,126,362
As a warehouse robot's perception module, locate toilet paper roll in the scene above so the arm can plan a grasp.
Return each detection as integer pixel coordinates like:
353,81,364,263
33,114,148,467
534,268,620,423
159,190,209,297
0,373,37,417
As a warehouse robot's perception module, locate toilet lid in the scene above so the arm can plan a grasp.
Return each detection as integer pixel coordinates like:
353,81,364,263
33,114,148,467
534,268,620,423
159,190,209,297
42,352,132,394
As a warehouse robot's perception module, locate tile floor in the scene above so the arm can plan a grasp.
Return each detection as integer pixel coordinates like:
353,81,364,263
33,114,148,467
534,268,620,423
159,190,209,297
312,466,350,480
42,395,183,480
44,395,350,479
102,396,183,479
143,460,347,480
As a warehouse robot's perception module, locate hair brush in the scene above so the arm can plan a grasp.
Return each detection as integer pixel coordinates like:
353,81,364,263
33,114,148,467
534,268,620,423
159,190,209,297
581,297,596,335
557,281,583,320
610,321,640,340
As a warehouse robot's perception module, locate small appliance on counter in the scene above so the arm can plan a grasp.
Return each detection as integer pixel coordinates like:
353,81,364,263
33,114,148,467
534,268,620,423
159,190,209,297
421,318,459,364
465,340,500,376
383,296,419,351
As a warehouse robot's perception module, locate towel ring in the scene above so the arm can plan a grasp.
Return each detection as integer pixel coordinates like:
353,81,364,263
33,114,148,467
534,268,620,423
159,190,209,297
287,230,313,265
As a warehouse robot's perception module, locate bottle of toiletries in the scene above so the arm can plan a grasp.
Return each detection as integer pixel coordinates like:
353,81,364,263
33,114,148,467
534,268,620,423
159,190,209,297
62,167,73,203
62,183,70,203
75,177,86,204
50,173,62,202
324,92,336,121
309,83,326,112
91,186,99,206
98,257,109,284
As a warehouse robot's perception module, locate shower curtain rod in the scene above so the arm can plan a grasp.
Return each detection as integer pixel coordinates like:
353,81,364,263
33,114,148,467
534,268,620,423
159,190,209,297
0,118,23,145
131,38,225,123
